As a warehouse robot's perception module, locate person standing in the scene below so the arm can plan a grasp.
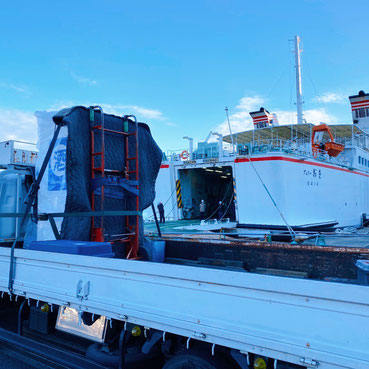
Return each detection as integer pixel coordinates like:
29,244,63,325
157,202,165,223
199,200,206,219
230,199,236,221
217,201,224,220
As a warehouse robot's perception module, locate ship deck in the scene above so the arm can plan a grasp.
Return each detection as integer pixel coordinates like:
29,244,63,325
145,220,369,248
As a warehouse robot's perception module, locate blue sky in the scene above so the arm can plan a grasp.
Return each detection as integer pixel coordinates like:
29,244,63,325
0,0,368,152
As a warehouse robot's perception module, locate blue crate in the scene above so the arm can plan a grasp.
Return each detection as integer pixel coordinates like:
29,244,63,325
28,240,114,258
143,239,165,263
356,260,369,285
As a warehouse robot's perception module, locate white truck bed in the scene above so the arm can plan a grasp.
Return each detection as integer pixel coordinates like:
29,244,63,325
0,246,368,369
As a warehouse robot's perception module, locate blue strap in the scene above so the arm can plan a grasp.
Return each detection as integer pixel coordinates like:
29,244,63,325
91,177,139,199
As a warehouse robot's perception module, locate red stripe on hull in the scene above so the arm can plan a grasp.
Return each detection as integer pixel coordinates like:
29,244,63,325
235,156,369,178
253,119,269,123
351,99,369,106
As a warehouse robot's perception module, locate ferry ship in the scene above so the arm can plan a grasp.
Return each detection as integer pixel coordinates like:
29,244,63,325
149,37,369,231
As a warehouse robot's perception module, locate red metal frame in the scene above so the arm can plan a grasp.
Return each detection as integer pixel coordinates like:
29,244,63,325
90,107,105,242
90,107,139,258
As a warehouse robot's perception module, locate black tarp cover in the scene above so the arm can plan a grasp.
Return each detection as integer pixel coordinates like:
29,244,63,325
52,106,162,242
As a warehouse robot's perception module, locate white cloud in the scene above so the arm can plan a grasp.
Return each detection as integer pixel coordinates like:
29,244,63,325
0,108,37,143
215,95,265,135
215,95,339,135
313,92,346,104
0,101,169,145
273,108,338,125
97,104,164,121
44,102,165,121
235,96,265,111
70,72,97,86
0,82,30,94
44,101,76,112
304,108,338,124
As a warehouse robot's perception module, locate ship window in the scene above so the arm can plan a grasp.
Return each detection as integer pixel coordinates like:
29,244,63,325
355,110,359,118
359,156,361,164
358,108,366,118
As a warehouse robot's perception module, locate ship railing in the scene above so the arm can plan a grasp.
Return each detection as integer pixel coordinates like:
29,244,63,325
328,155,350,167
237,139,351,167
164,139,353,165
165,149,186,162
0,140,38,168
238,138,312,156
352,135,369,150
238,139,286,155
165,146,237,162
335,135,369,150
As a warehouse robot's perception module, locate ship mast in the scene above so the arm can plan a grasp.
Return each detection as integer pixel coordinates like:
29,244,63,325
294,35,304,124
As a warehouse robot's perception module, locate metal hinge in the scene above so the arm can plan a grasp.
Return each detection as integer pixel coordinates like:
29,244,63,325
76,280,90,300
299,357,319,367
193,332,206,340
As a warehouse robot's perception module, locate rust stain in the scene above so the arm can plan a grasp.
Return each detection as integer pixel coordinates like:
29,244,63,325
160,234,369,255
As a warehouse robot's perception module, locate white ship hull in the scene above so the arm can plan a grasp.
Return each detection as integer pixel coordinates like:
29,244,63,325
150,152,369,229
235,154,369,228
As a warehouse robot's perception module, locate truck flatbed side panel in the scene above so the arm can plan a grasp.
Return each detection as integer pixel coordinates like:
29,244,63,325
0,247,368,369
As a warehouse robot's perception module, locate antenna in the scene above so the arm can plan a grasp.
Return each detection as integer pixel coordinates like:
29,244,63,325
294,35,304,124
225,107,234,152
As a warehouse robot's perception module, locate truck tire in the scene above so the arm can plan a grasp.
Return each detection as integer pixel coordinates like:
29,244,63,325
162,349,233,369
86,343,119,368
86,342,162,369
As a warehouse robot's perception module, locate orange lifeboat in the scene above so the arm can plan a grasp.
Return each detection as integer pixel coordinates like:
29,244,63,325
311,124,344,157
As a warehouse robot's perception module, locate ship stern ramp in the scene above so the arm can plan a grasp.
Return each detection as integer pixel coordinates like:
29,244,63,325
177,165,235,221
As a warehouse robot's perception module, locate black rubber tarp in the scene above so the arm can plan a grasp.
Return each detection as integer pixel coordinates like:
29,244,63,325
52,106,162,243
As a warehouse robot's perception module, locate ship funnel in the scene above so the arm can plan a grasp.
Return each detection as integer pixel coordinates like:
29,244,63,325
349,90,369,131
249,107,277,129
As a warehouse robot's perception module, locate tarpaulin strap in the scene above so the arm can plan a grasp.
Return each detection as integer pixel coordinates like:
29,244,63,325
0,210,143,218
42,210,142,240
48,215,61,240
8,124,63,295
26,166,39,223
91,177,139,198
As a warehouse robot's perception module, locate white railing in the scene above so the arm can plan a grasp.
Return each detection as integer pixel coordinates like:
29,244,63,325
237,139,351,167
165,147,236,162
0,140,38,168
164,137,356,168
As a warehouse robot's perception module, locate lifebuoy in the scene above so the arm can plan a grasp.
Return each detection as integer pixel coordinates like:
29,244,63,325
180,150,189,160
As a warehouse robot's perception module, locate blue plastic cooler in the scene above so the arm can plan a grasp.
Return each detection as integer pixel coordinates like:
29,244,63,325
28,240,114,258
